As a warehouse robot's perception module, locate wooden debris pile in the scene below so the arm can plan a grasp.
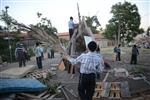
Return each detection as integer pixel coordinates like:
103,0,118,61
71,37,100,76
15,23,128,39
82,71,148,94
93,82,130,100
26,69,56,79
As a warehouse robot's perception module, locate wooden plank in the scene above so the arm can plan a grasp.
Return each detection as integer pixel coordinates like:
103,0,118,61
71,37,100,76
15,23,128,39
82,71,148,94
95,82,103,91
70,65,74,74
18,93,42,99
48,98,65,100
110,82,121,91
101,82,111,97
37,91,48,98
102,72,109,82
93,91,100,100
42,94,51,99
60,87,70,100
64,87,78,97
47,94,58,99
109,82,121,99
93,81,132,99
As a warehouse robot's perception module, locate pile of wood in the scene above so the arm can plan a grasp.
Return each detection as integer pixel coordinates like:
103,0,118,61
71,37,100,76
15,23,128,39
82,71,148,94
26,69,56,79
93,82,130,100
66,17,95,56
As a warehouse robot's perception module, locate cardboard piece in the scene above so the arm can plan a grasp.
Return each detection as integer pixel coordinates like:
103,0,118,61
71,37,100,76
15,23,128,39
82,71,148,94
58,60,65,71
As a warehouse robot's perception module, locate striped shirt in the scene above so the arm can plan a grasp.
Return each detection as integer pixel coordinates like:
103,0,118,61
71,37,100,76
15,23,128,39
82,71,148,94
69,52,104,74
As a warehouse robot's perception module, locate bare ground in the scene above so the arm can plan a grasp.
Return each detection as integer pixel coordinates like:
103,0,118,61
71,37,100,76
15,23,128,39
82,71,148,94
1,47,150,100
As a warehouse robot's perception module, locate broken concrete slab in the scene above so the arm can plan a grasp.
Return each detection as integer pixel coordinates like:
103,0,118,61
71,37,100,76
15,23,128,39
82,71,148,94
0,65,36,79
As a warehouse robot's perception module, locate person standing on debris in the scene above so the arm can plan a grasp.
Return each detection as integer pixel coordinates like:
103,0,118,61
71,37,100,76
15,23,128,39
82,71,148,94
35,42,43,69
116,44,121,61
15,43,26,67
68,16,75,39
130,45,139,64
65,41,104,100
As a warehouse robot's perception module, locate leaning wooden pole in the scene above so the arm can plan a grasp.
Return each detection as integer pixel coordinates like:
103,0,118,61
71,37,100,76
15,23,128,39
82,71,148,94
77,3,81,23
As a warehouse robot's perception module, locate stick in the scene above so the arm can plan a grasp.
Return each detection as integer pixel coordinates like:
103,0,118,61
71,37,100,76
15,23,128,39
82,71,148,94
60,87,70,100
103,72,109,82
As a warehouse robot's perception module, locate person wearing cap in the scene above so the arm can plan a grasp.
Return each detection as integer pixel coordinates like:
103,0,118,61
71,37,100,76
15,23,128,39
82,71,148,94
15,43,26,67
65,41,104,100
68,16,75,39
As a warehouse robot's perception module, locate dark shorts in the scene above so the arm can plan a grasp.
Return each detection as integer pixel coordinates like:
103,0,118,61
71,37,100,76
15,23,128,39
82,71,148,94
69,29,74,39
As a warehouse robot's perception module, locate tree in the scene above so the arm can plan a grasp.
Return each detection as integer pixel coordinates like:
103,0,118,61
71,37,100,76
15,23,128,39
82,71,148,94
103,2,141,43
34,12,57,37
0,7,19,31
85,16,101,33
104,22,118,39
138,28,144,34
0,6,20,62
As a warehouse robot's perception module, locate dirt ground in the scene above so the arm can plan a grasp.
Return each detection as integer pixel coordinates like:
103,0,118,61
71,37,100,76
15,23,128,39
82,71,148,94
50,47,150,100
1,47,150,100
101,47,150,81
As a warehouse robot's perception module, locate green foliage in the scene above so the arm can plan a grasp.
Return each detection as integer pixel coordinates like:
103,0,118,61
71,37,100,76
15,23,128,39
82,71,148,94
0,8,18,31
85,16,101,33
45,72,52,80
38,74,60,95
34,12,58,37
103,23,118,39
0,7,21,62
27,47,35,57
0,37,18,62
0,10,12,25
103,1,141,43
0,37,9,62
47,83,60,94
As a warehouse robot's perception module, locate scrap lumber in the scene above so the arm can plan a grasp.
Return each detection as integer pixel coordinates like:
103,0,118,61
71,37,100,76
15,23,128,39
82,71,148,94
63,86,78,98
60,86,70,100
93,82,130,100
17,93,42,100
26,69,56,79
101,82,111,97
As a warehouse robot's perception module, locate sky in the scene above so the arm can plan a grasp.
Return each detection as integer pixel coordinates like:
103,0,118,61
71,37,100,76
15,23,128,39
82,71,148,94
0,0,150,32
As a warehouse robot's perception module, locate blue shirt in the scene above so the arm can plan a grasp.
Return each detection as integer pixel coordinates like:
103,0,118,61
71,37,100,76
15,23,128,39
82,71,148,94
35,46,42,57
68,20,74,29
